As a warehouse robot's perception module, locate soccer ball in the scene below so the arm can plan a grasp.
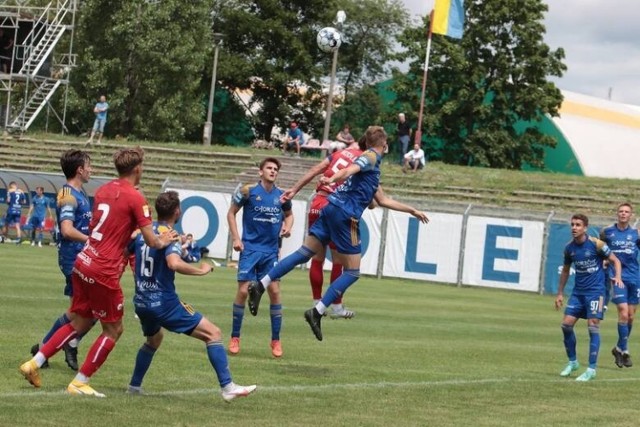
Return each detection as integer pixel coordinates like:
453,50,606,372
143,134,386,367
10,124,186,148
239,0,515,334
317,27,342,53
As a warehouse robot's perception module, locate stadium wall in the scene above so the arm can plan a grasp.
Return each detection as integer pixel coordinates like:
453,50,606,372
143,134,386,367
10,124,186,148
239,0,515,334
166,186,615,296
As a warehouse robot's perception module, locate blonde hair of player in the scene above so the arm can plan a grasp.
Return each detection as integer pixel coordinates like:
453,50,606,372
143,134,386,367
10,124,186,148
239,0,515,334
364,126,388,149
114,146,145,176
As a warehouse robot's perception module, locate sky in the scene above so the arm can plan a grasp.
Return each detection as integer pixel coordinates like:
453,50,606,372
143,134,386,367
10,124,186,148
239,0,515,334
401,0,640,106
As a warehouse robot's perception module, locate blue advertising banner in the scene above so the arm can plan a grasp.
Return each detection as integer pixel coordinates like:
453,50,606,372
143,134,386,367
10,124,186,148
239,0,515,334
543,223,602,295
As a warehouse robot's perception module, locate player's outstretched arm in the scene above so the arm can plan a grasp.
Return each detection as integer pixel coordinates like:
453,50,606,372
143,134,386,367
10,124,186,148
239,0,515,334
140,224,179,249
320,163,361,186
167,253,212,276
373,186,429,224
282,158,331,202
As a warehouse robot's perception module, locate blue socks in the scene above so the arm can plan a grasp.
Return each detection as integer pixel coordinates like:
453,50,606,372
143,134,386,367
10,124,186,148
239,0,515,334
321,269,360,308
588,324,600,369
207,341,232,388
561,323,577,361
231,303,244,338
129,343,157,387
263,246,315,285
129,341,233,389
617,322,629,352
270,304,282,341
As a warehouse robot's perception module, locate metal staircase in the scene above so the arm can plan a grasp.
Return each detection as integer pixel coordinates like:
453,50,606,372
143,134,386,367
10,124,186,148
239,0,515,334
19,1,70,77
1,0,77,133
9,78,62,130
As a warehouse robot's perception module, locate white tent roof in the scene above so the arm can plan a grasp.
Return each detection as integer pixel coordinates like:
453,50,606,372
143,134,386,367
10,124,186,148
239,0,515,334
552,90,640,179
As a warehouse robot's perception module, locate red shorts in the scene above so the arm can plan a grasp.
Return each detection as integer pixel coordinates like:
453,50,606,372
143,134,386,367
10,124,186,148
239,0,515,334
308,194,336,250
69,266,124,323
308,194,330,227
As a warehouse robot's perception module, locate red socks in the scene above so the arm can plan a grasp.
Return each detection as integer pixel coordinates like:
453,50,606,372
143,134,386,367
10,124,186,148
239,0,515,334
309,259,324,300
79,334,116,377
40,323,77,359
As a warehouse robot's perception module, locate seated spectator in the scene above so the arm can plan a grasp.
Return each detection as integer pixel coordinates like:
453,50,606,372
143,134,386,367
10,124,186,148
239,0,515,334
181,233,202,263
402,143,426,173
282,121,304,157
331,124,355,153
336,124,355,146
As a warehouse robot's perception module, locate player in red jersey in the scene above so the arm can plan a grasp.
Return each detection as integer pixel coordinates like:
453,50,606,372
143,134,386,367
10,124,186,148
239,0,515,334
20,147,178,397
280,137,365,318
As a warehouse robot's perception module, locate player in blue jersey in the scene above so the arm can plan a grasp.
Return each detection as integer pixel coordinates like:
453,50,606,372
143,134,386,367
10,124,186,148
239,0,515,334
3,181,26,243
599,202,640,368
26,186,53,247
127,191,256,402
29,150,92,371
227,157,293,357
555,213,623,381
247,126,429,341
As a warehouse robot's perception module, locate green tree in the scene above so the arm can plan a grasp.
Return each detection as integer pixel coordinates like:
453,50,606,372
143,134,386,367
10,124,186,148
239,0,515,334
214,0,339,140
68,0,211,141
326,84,385,140
394,0,566,169
337,0,409,100
213,0,411,141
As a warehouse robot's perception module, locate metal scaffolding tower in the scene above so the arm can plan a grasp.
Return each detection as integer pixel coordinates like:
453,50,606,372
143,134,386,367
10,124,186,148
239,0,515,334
0,0,78,134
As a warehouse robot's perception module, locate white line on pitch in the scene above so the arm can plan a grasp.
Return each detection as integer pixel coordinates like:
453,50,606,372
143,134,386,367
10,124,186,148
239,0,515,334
4,376,640,399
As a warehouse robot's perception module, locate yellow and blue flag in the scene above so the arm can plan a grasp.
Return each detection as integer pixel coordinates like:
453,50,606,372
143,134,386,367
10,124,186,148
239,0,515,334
432,0,465,39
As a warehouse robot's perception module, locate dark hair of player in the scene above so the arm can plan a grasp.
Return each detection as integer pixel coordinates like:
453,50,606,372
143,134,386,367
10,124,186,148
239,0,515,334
60,149,91,179
155,191,180,221
571,213,589,226
259,157,281,171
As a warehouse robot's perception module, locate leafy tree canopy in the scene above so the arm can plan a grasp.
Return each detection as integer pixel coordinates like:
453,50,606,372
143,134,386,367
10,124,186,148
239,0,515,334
393,0,566,169
68,0,211,141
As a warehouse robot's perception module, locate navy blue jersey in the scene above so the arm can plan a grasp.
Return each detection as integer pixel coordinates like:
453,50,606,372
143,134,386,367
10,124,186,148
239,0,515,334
564,236,611,295
132,222,184,310
600,224,640,286
6,189,26,214
232,182,292,253
328,149,381,219
31,195,50,219
56,184,91,262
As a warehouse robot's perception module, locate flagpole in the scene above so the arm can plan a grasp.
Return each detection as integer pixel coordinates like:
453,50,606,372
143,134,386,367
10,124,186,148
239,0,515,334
414,10,434,147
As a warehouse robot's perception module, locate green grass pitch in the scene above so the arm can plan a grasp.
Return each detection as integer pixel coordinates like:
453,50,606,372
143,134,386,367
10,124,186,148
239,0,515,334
0,244,638,426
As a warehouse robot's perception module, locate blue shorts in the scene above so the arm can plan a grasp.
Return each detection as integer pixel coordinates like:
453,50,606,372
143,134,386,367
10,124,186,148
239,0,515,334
309,203,360,255
611,280,640,306
59,263,74,297
237,249,278,282
5,212,21,226
565,293,605,320
59,249,79,297
29,216,45,229
92,118,106,133
136,301,203,337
